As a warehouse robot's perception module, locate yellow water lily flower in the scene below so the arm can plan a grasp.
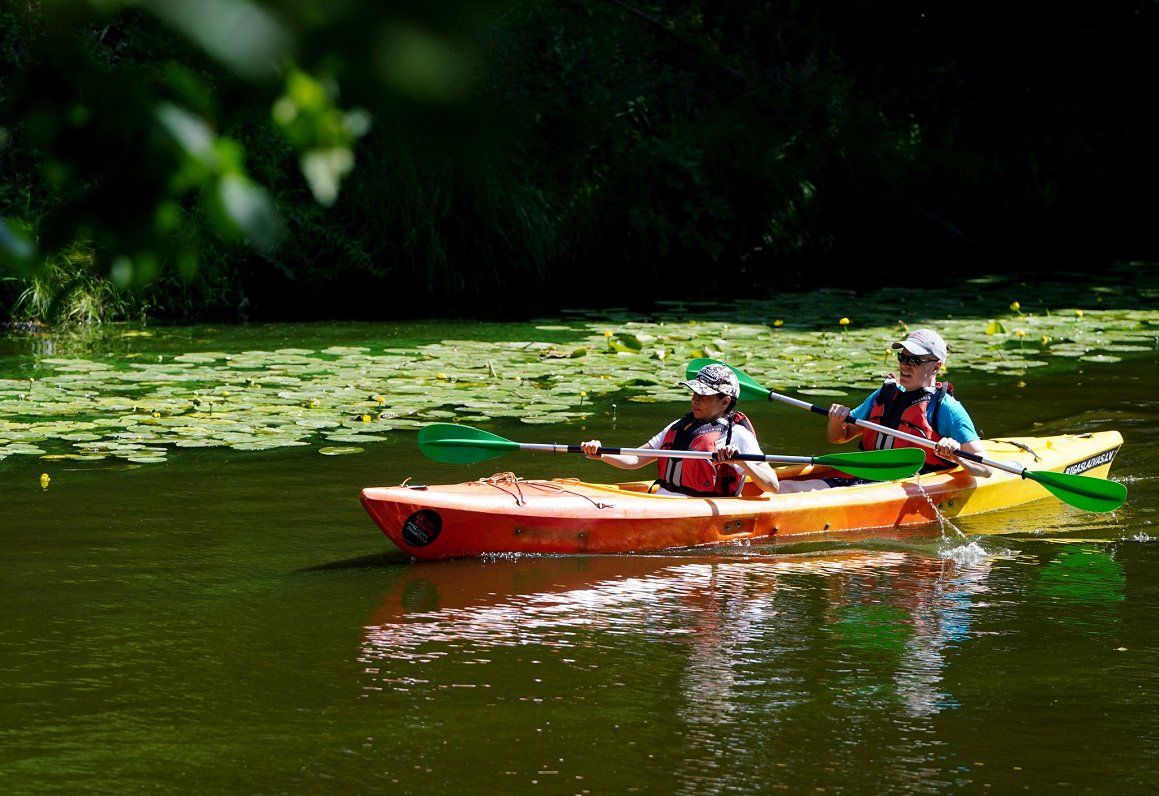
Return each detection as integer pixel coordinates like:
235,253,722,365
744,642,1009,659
839,317,850,326
1010,301,1021,312
361,414,372,423
40,473,51,489
773,319,784,327
1075,309,1084,318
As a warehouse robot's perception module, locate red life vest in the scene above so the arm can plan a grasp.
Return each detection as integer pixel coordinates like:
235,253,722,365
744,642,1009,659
860,380,953,470
656,411,757,496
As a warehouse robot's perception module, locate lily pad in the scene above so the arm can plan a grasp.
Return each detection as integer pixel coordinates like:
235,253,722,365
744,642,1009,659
318,446,365,456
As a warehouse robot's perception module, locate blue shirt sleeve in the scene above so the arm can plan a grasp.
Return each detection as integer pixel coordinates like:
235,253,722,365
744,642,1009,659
935,394,981,444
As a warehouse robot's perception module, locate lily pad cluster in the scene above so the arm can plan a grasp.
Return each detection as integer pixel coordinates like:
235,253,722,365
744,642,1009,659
1,281,1156,465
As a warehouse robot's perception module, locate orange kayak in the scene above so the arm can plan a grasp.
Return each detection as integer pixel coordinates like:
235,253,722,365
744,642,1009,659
360,431,1124,561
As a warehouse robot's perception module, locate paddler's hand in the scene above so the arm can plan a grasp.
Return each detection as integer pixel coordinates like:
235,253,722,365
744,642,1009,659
713,444,741,464
934,438,961,461
580,440,603,459
828,403,851,423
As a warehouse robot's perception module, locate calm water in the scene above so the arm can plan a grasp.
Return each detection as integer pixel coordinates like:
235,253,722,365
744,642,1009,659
2,322,1157,795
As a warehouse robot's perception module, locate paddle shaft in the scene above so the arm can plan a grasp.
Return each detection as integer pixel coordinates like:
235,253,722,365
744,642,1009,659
480,440,827,466
418,424,924,479
767,390,1032,477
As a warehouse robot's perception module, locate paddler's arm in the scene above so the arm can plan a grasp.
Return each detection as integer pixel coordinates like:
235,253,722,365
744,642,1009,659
580,439,657,470
715,445,780,494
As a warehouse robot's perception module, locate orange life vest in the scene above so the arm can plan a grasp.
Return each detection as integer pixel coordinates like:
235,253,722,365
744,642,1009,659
656,411,757,496
860,380,953,470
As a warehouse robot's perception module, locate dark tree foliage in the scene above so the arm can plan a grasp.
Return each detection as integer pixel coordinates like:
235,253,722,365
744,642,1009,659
2,0,1157,324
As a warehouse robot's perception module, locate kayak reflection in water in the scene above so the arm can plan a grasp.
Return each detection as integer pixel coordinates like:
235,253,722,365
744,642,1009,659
580,363,782,497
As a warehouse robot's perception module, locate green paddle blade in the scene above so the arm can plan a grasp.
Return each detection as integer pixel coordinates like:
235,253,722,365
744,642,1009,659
686,358,769,401
1026,470,1127,513
417,423,519,464
814,448,926,481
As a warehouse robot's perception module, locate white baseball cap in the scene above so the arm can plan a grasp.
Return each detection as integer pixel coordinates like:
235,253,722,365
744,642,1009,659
892,329,948,361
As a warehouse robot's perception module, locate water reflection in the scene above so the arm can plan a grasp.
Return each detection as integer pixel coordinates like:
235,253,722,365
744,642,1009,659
952,486,1133,541
350,532,1144,792
359,546,999,724
1030,545,1126,628
825,547,994,719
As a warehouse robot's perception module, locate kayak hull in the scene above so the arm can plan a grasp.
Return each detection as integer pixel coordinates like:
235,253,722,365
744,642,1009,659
360,431,1124,561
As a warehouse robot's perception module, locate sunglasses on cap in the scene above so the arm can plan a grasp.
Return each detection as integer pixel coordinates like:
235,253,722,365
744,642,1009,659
896,352,939,367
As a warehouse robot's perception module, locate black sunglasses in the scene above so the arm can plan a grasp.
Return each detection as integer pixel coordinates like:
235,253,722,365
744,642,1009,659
896,352,939,367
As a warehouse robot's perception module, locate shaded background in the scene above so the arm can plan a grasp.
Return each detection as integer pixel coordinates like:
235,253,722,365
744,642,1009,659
3,0,1158,323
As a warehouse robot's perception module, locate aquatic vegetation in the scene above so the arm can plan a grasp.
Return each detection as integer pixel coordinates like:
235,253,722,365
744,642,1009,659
2,281,1156,465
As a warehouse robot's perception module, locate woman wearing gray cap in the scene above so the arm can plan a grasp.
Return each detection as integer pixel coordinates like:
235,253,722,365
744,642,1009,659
783,328,990,492
580,363,783,496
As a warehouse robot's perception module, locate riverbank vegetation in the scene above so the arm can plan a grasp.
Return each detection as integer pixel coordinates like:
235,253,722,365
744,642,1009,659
2,1,1157,325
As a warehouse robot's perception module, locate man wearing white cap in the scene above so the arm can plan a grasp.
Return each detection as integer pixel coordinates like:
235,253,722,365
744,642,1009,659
580,363,783,496
782,328,990,492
